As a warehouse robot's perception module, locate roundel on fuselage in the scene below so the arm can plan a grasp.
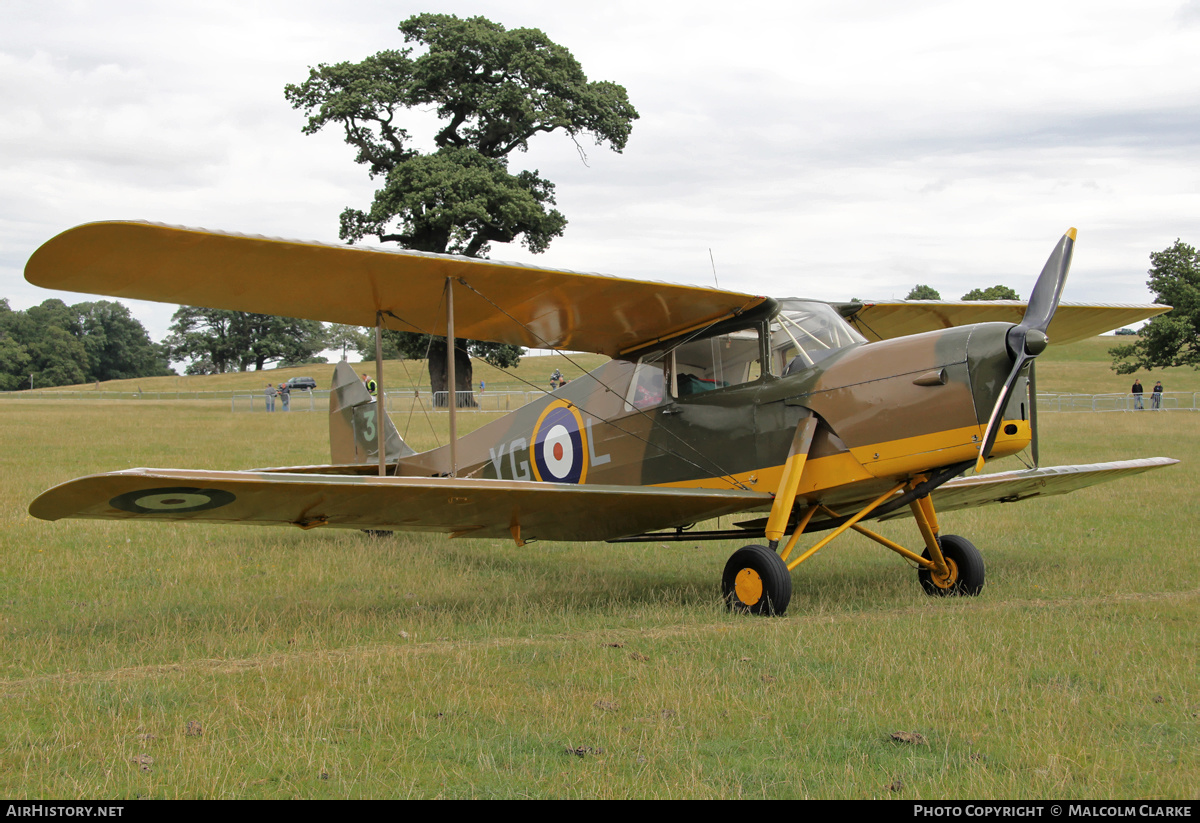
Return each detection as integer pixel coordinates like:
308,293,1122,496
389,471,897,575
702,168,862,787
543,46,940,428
531,401,588,484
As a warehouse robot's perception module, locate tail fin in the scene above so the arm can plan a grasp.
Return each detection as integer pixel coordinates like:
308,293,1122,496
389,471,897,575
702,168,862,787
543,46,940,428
329,361,416,465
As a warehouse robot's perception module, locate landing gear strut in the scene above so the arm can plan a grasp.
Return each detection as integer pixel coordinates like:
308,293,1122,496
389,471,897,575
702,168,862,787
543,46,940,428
722,481,987,616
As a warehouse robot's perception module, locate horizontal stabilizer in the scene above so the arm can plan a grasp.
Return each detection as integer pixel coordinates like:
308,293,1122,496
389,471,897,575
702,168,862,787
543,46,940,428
29,468,772,543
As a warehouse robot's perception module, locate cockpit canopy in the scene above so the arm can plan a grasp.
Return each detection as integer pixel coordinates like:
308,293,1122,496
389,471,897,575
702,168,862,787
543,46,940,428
624,299,866,409
771,299,867,375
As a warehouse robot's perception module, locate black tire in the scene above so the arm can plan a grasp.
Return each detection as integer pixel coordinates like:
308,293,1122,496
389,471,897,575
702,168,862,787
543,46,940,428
360,529,395,538
918,534,985,596
722,544,792,615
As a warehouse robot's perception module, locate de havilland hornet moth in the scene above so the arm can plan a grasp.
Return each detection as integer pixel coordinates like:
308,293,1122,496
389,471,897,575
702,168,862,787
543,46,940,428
25,222,1177,615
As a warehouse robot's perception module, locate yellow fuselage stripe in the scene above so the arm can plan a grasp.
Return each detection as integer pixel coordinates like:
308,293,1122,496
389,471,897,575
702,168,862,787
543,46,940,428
653,421,1031,496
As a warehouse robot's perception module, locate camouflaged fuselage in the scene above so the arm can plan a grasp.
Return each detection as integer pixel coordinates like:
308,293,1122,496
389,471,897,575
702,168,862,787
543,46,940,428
394,319,1031,514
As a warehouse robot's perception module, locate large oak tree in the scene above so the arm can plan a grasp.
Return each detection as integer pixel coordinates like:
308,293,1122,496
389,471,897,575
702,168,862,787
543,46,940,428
285,13,637,405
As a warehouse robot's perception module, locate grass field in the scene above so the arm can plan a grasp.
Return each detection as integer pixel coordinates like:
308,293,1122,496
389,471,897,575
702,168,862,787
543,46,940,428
0,346,1195,798
1035,337,1200,396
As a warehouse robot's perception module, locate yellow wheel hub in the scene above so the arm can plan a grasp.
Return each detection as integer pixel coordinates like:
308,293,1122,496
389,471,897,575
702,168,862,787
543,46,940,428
734,568,764,605
929,556,959,590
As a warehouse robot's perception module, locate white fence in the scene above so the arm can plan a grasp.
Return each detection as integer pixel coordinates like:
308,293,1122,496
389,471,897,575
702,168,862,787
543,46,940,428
231,389,540,413
2,388,542,413
1037,392,1200,413
231,389,328,413
1,388,254,401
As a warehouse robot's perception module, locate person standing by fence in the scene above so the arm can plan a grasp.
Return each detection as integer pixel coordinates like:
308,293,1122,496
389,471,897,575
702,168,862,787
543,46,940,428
1131,378,1144,410
264,383,276,412
1151,380,1163,410
278,382,290,412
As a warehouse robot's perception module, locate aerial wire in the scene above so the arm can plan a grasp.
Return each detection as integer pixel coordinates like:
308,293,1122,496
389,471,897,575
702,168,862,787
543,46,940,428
456,279,755,490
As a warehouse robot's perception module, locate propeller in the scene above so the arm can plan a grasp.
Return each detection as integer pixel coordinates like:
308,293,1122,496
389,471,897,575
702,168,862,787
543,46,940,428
974,228,1076,473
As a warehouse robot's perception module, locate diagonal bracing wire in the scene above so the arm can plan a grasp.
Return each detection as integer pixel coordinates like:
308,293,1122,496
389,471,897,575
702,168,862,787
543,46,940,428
455,278,762,491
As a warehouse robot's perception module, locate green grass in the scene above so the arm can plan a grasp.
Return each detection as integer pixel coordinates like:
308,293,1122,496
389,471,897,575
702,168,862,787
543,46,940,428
0,344,1195,798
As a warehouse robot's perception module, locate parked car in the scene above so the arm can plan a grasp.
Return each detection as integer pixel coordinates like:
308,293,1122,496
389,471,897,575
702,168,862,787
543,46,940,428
285,376,317,390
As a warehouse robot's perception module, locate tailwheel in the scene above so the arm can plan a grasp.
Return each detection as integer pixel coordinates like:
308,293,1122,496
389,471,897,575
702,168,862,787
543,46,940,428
919,534,985,596
722,544,792,616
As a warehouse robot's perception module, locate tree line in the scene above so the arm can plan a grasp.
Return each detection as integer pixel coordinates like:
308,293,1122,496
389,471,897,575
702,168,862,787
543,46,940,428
0,298,386,389
0,298,172,390
904,284,1020,300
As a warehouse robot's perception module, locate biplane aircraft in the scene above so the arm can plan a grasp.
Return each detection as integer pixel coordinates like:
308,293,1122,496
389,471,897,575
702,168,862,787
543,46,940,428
25,222,1177,615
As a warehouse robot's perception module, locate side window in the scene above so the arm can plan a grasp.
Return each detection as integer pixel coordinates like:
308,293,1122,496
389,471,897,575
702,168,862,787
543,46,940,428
672,328,761,397
626,360,667,409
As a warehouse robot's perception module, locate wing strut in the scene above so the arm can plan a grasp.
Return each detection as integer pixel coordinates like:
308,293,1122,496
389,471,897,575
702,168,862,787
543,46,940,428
375,313,386,477
446,278,457,477
1029,361,1040,468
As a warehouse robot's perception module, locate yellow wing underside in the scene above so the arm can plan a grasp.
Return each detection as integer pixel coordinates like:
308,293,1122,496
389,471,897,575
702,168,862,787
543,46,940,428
24,221,769,358
29,469,772,543
29,459,1176,543
849,301,1171,345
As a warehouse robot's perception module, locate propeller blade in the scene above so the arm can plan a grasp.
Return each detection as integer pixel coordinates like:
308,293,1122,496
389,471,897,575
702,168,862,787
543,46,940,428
976,229,1076,472
1022,228,1075,334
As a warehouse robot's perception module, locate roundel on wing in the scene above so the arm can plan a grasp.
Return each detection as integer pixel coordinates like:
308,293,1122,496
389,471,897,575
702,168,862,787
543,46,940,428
531,402,588,484
110,486,236,514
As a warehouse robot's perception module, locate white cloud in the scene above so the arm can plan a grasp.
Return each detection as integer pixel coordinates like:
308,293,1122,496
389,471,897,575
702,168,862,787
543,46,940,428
3,0,1199,344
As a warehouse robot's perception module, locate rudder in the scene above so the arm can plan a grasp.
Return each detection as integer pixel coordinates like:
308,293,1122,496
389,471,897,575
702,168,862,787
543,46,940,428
328,361,416,465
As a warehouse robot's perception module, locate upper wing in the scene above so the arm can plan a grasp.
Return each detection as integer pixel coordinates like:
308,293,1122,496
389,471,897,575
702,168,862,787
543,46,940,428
847,301,1170,345
28,468,772,543
24,221,771,358
876,457,1179,520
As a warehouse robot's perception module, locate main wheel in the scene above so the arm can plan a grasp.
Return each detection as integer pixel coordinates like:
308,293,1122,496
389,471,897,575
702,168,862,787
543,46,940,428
722,544,792,615
918,534,985,596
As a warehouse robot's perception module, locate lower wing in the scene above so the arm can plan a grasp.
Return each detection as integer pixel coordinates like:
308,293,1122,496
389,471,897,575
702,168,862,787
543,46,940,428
879,457,1179,520
29,469,772,544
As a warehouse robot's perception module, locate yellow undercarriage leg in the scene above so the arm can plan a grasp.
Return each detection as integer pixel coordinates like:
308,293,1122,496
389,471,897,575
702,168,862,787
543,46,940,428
908,493,948,576
809,497,945,575
842,521,928,566
785,483,905,571
778,505,818,562
765,416,817,547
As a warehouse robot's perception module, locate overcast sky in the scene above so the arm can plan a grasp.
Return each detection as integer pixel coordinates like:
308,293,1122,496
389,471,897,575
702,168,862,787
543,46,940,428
3,0,1199,345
